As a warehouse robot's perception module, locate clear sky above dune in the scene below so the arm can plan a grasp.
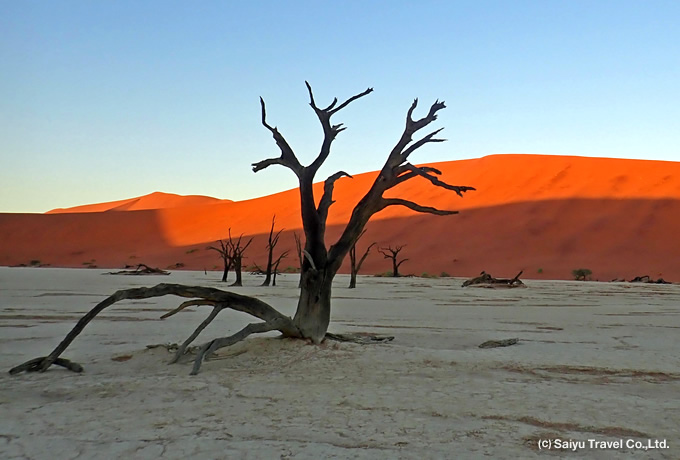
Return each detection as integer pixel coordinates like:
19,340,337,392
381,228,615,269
1,0,679,213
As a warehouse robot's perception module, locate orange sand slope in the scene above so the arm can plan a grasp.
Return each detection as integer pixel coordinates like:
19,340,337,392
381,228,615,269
47,191,227,213
1,154,679,281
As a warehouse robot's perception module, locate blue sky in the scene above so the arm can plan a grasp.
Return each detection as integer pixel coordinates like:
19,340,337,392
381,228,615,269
1,0,678,213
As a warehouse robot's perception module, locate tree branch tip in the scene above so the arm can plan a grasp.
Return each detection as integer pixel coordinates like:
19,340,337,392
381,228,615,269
323,97,338,111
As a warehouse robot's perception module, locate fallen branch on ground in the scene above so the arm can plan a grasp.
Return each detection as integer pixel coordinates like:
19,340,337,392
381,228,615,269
629,275,672,284
106,264,170,275
462,271,525,288
479,338,519,348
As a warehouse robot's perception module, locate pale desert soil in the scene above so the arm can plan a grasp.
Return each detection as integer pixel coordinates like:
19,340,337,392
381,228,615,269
1,267,678,459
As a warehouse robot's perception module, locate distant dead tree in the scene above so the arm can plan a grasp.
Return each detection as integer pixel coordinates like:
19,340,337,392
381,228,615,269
261,216,285,287
12,82,474,376
348,229,376,288
271,250,290,286
378,245,408,277
207,239,233,282
227,231,254,287
208,230,253,284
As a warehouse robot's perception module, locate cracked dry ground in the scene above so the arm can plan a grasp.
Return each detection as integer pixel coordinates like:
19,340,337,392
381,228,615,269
1,270,679,459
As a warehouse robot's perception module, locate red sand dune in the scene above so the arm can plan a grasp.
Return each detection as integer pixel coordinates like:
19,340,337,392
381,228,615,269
1,154,679,281
46,191,226,213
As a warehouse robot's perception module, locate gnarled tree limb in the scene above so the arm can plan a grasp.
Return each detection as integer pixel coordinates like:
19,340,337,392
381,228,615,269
305,82,373,175
10,284,299,375
328,98,473,269
252,97,304,177
317,170,353,225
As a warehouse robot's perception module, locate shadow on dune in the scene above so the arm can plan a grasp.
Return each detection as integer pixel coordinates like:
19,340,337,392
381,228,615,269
1,197,679,281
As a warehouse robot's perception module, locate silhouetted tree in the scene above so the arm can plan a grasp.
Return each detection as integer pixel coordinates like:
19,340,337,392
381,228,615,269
227,231,253,287
207,239,232,282
348,229,376,288
208,230,253,284
261,216,284,287
271,250,289,287
12,82,474,376
378,245,408,277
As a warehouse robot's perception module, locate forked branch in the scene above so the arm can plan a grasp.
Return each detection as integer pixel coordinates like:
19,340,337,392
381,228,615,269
9,284,299,375
396,163,476,197
252,97,303,176
329,98,474,266
305,82,373,174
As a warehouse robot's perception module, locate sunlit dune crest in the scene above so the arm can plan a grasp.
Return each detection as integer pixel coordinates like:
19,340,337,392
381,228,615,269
1,154,679,281
46,191,227,214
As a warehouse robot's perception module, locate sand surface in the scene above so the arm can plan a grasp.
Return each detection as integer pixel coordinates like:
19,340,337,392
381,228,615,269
1,267,678,459
1,154,679,281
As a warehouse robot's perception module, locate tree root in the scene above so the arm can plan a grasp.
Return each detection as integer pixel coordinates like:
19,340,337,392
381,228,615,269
9,357,83,375
325,332,395,344
9,283,300,376
191,320,286,375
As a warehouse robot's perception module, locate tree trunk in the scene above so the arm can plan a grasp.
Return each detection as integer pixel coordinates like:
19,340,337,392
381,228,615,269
231,258,243,287
292,268,335,343
261,255,273,286
349,271,357,289
349,246,358,288
221,265,229,282
392,259,399,277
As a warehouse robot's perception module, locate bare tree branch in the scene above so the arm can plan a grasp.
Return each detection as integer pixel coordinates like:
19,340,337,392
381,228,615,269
317,170,353,223
252,97,303,176
305,82,373,174
357,241,377,271
191,320,287,375
396,164,476,196
394,165,442,185
161,299,217,319
328,87,374,116
10,284,300,375
349,228,377,288
379,198,459,216
328,98,471,268
400,128,446,162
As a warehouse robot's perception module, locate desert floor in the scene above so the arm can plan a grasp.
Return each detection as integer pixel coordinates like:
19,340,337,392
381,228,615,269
1,267,678,459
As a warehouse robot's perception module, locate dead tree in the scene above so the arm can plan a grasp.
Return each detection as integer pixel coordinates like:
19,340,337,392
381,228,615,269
227,231,253,287
11,82,474,376
348,229,376,288
261,216,285,287
271,250,290,287
207,239,233,282
378,245,408,277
